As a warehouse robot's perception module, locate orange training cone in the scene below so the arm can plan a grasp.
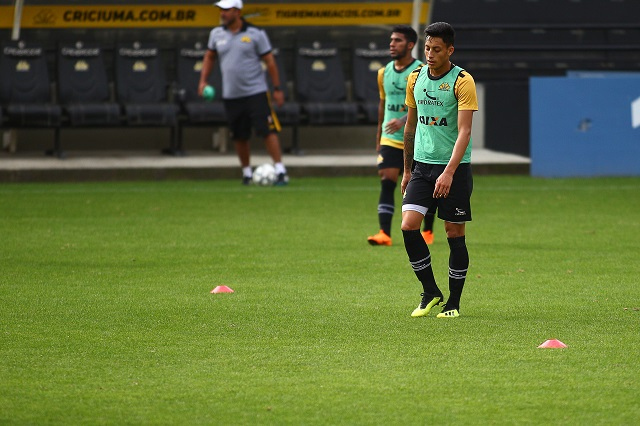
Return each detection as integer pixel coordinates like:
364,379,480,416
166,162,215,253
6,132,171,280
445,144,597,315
211,285,234,294
538,339,568,348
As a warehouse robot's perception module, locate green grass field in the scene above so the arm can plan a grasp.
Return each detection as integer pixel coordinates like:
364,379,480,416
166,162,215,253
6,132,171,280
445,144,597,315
1,176,639,425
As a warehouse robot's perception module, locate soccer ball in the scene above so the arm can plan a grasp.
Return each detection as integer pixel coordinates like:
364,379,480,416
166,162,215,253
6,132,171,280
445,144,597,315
252,163,277,186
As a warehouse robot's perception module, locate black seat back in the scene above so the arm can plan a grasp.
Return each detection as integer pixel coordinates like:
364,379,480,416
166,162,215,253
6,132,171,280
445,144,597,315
176,42,222,103
264,48,300,126
57,41,110,103
264,48,292,99
295,41,346,103
352,41,388,103
115,42,168,103
0,40,51,103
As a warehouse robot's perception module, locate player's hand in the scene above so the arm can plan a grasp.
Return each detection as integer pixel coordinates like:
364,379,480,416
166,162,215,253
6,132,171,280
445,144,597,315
197,82,206,97
400,172,411,195
272,89,285,107
384,119,403,134
434,171,453,198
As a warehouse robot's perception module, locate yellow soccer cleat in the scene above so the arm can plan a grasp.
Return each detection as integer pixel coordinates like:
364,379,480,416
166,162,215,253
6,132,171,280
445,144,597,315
411,293,443,317
422,230,434,245
367,230,392,246
437,308,460,318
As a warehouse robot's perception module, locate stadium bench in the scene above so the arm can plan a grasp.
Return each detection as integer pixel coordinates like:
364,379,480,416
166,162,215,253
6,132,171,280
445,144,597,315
0,40,62,156
56,41,122,157
115,41,179,154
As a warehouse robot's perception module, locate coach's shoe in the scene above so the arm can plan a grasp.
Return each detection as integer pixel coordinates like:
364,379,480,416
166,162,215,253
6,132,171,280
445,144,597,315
436,305,460,318
422,230,434,245
274,172,289,186
411,293,444,317
242,176,252,185
367,230,392,246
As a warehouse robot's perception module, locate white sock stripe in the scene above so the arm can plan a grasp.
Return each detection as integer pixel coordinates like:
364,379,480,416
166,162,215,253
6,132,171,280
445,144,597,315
378,203,395,214
411,255,432,271
413,264,432,272
449,267,468,279
410,255,431,266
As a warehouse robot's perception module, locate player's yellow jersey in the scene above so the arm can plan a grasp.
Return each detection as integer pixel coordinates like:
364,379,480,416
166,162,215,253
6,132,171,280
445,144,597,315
405,63,477,164
378,59,422,149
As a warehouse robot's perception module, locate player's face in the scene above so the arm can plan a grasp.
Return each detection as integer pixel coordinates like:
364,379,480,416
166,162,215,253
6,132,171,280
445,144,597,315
424,36,454,76
219,7,241,26
389,32,411,60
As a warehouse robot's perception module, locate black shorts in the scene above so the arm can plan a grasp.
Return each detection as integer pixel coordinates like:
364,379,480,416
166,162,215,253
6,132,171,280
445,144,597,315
223,92,281,140
402,162,473,223
377,145,404,170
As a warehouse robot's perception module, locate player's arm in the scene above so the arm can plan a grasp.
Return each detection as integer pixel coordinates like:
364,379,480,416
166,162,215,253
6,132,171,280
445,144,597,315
434,109,472,198
401,69,419,195
434,74,477,198
375,68,385,152
400,106,417,195
198,49,217,96
261,52,284,107
445,110,473,175
384,113,407,134
376,98,384,152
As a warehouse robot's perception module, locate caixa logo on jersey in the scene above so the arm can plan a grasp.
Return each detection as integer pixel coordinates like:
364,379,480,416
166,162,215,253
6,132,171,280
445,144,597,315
419,116,448,126
387,104,406,112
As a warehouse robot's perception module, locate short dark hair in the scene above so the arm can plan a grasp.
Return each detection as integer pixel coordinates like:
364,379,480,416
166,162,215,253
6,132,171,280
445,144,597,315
424,22,455,46
391,25,418,45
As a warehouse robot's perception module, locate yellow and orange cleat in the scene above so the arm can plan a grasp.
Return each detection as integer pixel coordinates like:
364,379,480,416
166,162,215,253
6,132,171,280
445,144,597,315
411,293,444,317
367,230,392,246
437,308,460,318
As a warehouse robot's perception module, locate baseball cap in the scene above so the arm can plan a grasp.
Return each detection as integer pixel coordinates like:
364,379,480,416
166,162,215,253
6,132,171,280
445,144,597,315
215,0,243,9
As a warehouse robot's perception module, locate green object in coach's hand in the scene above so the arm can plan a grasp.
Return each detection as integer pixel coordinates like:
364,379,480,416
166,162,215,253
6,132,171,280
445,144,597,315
202,85,215,101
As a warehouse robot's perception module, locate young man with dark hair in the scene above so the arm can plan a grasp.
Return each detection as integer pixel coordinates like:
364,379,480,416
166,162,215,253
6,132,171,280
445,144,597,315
367,25,436,247
401,22,478,318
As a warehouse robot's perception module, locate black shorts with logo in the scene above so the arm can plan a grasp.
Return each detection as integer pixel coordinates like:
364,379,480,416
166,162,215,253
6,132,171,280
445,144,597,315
377,145,404,170
223,92,280,140
402,162,473,223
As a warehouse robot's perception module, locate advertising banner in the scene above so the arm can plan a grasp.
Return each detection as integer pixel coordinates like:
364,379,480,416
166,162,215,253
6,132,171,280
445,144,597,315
0,3,429,28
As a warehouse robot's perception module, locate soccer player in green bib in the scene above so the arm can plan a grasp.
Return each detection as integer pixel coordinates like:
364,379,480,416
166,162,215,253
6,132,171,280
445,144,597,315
401,22,478,318
367,25,436,247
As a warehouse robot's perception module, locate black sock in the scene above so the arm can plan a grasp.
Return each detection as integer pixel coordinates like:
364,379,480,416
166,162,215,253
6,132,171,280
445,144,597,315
402,229,442,296
423,213,435,232
447,236,469,310
378,179,396,236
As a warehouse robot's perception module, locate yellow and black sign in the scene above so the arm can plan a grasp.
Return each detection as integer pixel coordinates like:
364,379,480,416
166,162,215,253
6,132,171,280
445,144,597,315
244,3,428,26
0,5,214,28
0,3,429,29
